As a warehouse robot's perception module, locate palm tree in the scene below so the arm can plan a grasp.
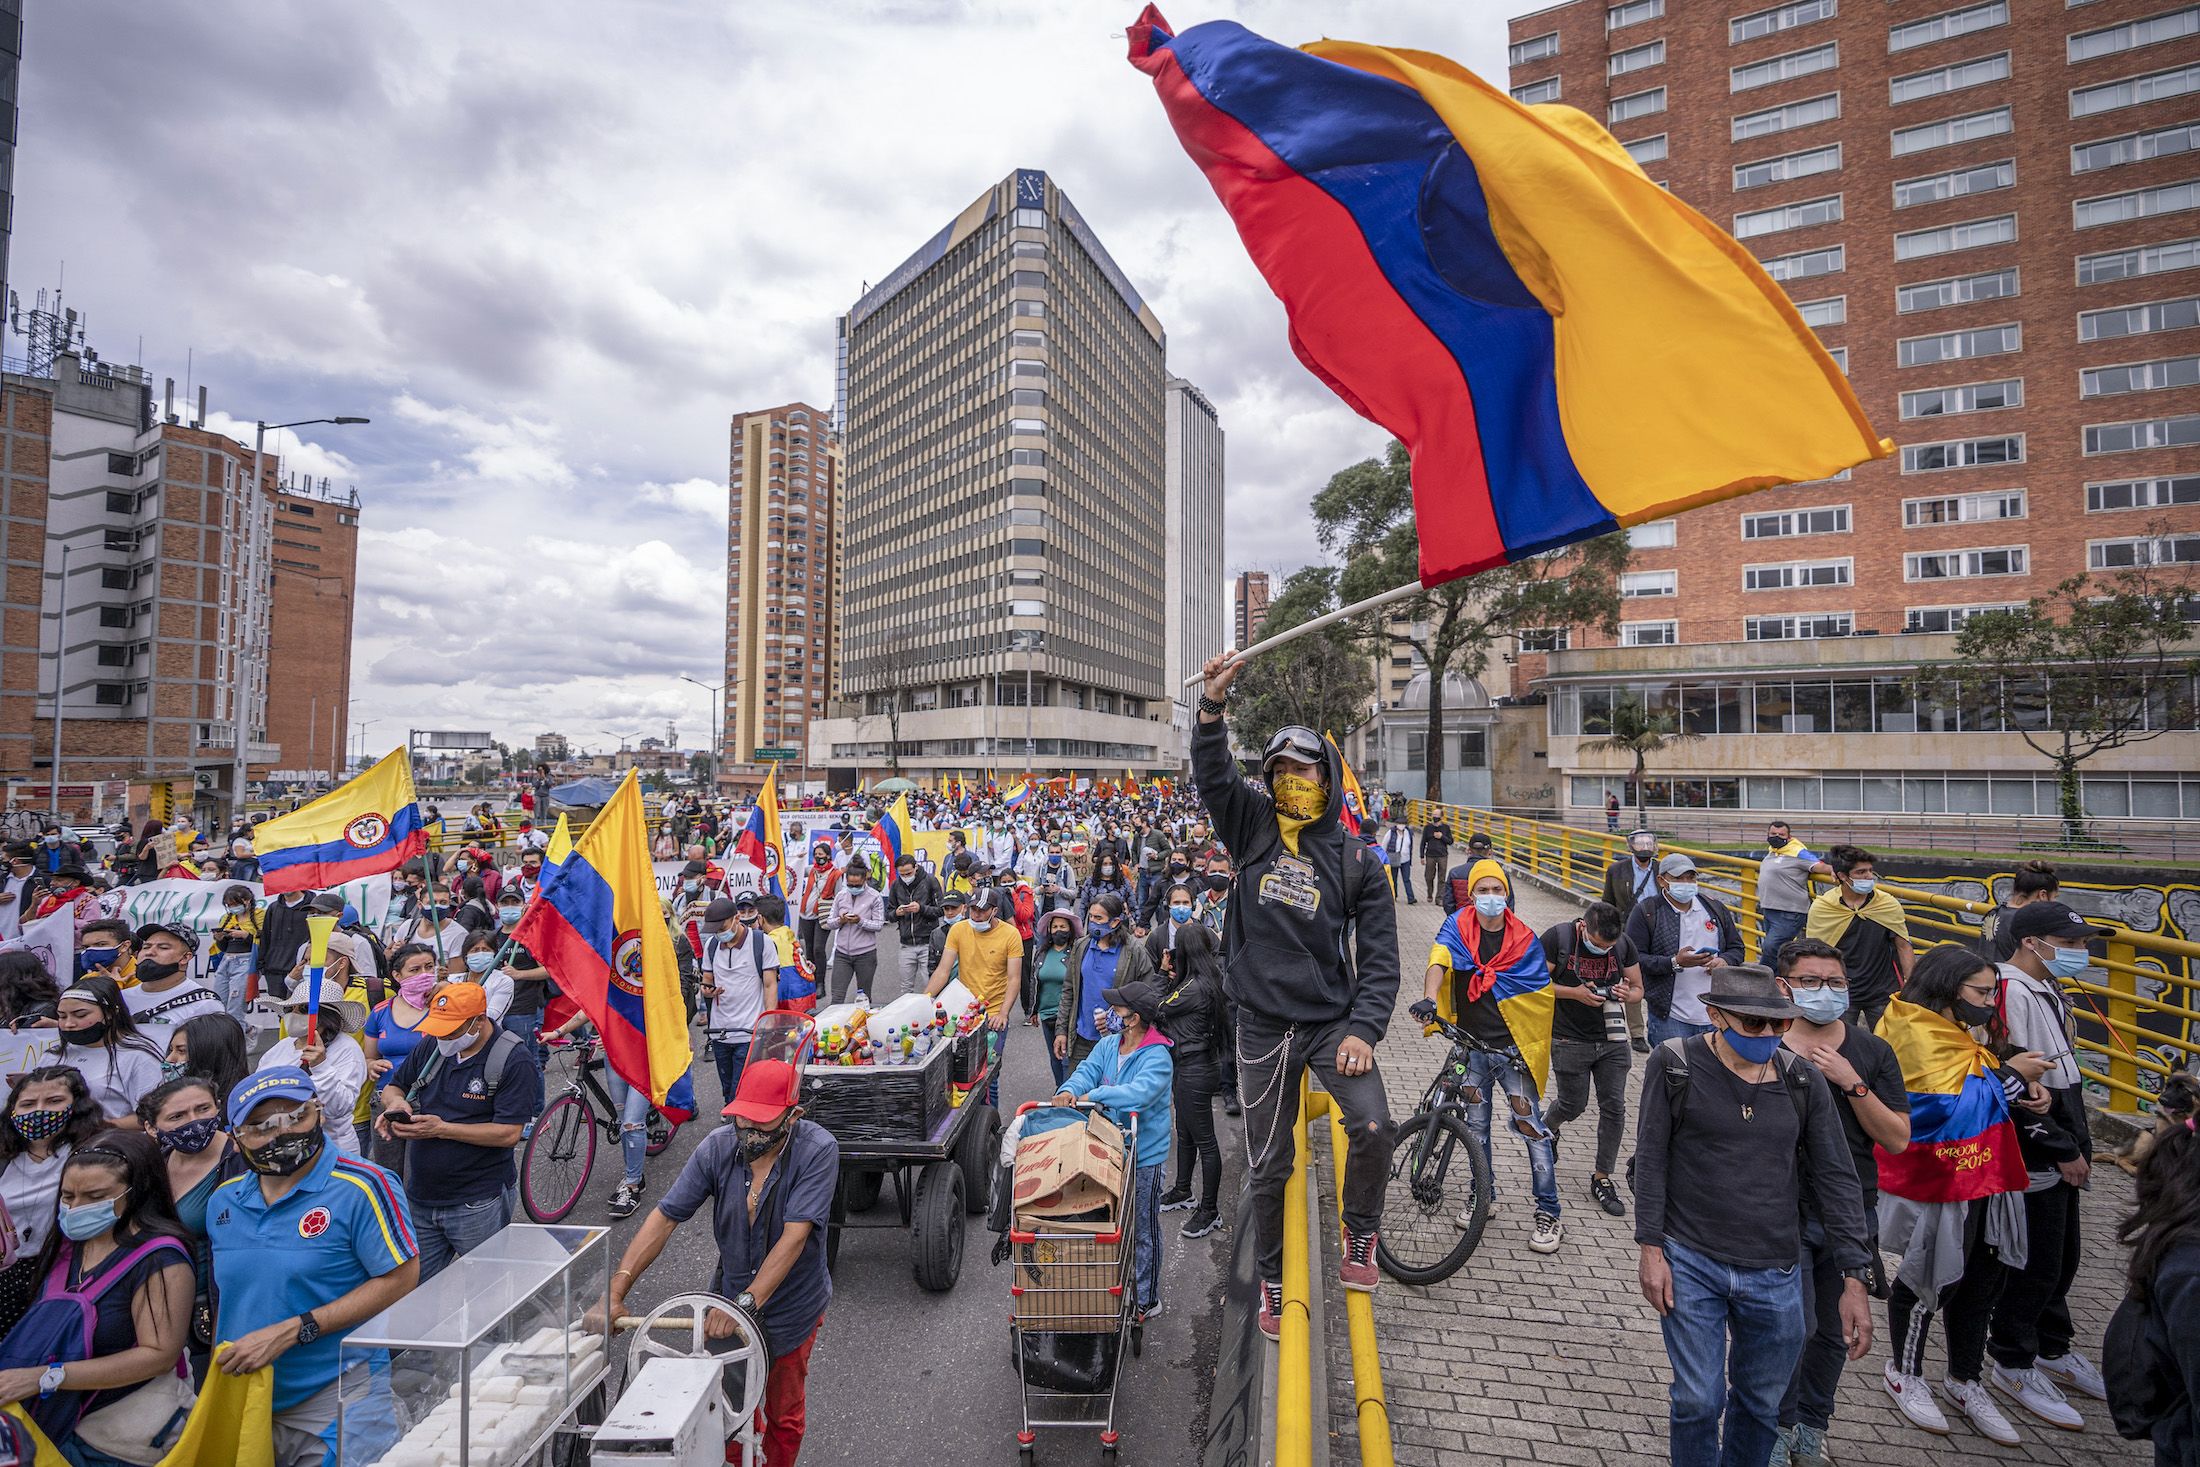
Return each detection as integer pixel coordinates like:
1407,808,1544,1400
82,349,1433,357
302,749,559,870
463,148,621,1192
1578,696,1701,830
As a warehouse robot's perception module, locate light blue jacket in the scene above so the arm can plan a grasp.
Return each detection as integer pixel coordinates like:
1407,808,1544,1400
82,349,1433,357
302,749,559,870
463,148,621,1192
1062,1028,1175,1171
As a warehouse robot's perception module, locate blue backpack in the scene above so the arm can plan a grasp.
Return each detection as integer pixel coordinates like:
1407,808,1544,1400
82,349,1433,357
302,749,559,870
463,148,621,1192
0,1234,189,1441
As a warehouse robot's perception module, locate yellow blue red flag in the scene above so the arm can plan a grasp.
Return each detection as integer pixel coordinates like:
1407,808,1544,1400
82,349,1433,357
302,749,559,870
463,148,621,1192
1325,732,1365,837
1429,861,1554,1089
869,793,912,868
1875,998,2029,1203
252,747,426,894
1002,779,1030,810
735,766,787,899
515,771,695,1121
545,813,575,866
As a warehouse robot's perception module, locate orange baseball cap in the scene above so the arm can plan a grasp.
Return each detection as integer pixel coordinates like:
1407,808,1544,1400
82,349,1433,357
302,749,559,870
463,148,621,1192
417,982,489,1037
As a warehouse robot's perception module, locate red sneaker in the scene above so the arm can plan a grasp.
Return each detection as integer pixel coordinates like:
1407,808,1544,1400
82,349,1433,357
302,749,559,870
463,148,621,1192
1340,1226,1380,1292
1257,1280,1283,1341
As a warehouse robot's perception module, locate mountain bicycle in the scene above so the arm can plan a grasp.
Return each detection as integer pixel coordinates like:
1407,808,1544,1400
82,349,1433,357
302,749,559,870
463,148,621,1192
1376,1013,1503,1285
521,1034,680,1222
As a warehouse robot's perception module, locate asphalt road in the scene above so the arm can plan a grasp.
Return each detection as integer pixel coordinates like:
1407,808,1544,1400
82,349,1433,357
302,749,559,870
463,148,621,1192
577,931,1241,1467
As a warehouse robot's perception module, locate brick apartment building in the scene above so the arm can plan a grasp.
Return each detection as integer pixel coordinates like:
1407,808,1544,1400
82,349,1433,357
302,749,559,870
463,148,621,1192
1500,0,2200,833
265,480,361,786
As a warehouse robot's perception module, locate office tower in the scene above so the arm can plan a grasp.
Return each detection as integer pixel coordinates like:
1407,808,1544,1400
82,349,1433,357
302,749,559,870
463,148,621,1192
265,478,361,786
0,0,21,323
1232,569,1271,650
1165,376,1226,702
726,401,841,785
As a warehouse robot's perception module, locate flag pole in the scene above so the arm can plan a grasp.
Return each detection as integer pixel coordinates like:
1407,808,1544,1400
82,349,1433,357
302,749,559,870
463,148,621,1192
1180,576,1426,689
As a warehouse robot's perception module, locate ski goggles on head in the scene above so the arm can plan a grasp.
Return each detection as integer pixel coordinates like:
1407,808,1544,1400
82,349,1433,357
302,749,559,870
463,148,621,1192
1261,726,1323,773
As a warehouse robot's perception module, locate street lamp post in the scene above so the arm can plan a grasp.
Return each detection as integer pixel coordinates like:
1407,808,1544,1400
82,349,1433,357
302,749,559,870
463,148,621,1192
680,675,723,793
235,415,369,821
47,543,69,816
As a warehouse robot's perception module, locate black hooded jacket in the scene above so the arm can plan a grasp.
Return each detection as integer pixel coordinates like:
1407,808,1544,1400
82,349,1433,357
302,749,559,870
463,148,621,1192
1190,716,1400,1046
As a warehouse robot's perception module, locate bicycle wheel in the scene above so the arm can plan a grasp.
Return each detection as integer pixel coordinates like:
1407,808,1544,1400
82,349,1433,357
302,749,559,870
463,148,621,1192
1376,1110,1491,1285
522,1094,597,1223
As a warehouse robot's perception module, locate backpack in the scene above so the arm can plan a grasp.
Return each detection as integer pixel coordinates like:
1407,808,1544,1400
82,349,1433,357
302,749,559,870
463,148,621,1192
2104,1280,2176,1440
0,1234,189,1440
405,1029,526,1106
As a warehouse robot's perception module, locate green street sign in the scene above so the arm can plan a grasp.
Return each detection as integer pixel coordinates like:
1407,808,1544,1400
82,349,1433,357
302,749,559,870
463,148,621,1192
752,747,798,761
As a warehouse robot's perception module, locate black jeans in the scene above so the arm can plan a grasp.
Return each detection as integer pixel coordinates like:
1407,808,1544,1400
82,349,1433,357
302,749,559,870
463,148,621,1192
1542,1036,1630,1176
1988,1181,2081,1370
1889,1203,2007,1384
1780,1217,1851,1431
1236,1011,1394,1283
1172,1058,1223,1208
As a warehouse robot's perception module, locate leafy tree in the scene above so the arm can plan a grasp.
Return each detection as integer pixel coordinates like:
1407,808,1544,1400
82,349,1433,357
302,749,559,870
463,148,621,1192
1227,566,1377,759
1909,563,2199,843
1311,440,1629,802
1578,695,1700,830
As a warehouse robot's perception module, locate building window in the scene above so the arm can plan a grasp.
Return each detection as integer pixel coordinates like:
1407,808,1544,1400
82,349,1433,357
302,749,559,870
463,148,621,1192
1901,434,2024,470
1731,0,1838,45
1520,628,1572,652
1624,133,1669,165
1609,86,1667,122
1732,92,1841,141
1609,0,1664,28
99,568,129,590
1896,265,2020,312
1905,545,2028,578
1014,207,1045,228
1744,558,1853,589
1512,76,1562,104
1628,518,1679,549
1735,194,1844,238
1900,377,2024,417
1890,105,2013,156
93,685,128,708
1892,52,2011,105
1746,613,1855,640
97,607,131,628
1007,418,1046,436
2074,178,2200,229
1896,322,2022,365
1890,1,2010,52
1894,159,2015,208
2072,121,2200,174
2068,6,2200,63
1904,489,2028,524
1827,346,1850,372
1743,504,1851,538
2089,534,2200,567
2070,60,2200,118
1611,39,1666,76
1620,620,1678,646
2088,473,2200,510
2078,294,2200,338
1894,213,2017,261
1794,296,1847,327
95,645,128,667
1621,570,1678,598
1509,31,1560,64
2083,355,2200,396
2084,413,2200,453
1731,41,1838,92
1734,142,1842,190
1906,603,2026,632
1759,244,1846,281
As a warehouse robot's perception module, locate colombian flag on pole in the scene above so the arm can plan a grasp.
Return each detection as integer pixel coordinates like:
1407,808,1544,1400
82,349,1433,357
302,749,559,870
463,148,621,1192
1003,779,1031,811
870,793,912,869
515,771,696,1122
1128,9,1890,586
253,748,427,894
545,813,575,866
1325,732,1365,837
735,766,787,899
1874,999,2028,1204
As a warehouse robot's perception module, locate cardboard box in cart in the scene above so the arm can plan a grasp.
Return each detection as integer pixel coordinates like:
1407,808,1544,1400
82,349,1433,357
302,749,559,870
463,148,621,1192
1011,1112,1129,1331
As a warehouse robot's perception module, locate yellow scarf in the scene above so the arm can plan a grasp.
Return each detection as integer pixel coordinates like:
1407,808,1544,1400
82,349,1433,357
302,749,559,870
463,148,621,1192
1805,886,1909,947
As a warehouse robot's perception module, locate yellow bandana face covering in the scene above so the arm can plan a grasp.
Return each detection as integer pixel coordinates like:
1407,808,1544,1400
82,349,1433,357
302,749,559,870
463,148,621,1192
1271,773,1327,822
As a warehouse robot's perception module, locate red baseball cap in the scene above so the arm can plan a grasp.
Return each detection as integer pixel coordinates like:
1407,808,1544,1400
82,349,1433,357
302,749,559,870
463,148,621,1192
723,1058,800,1122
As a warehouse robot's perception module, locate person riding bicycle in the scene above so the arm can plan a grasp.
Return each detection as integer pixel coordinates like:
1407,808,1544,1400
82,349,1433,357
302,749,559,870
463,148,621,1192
1193,655,1399,1340
1409,858,1563,1255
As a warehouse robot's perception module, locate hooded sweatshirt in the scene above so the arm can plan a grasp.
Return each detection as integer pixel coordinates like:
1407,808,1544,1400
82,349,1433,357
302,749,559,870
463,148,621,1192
1061,1025,1176,1171
1190,716,1400,1045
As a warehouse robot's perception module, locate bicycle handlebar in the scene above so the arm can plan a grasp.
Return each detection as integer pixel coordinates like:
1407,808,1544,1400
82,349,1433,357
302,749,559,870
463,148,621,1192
1419,1013,1503,1053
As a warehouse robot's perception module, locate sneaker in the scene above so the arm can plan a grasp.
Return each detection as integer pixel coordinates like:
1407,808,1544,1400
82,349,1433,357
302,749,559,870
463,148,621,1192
1339,1226,1380,1292
1767,1425,1795,1467
1588,1175,1625,1218
1631,1036,1651,1055
1884,1365,1951,1435
1141,1301,1163,1321
2038,1350,2108,1402
1222,1095,1241,1118
1181,1207,1222,1239
1944,1377,2022,1446
607,1180,645,1220
1257,1280,1283,1341
1158,1185,1196,1212
1788,1424,1829,1467
1529,1212,1564,1254
1989,1362,2083,1430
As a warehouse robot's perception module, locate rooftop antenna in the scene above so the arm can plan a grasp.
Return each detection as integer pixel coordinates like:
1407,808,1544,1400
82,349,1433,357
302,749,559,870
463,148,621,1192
10,283,87,377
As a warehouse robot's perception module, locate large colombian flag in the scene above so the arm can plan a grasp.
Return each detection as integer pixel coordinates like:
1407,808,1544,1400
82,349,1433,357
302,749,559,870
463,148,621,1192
515,770,696,1121
869,793,913,869
1875,998,2029,1204
253,747,427,894
734,766,787,900
1128,9,1891,587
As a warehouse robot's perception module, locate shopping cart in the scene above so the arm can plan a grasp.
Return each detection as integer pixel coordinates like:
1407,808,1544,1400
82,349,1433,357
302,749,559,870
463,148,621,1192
1007,1102,1141,1463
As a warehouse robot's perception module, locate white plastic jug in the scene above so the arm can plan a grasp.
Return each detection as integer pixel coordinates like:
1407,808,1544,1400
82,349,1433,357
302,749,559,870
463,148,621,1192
936,977,980,1024
865,992,938,1047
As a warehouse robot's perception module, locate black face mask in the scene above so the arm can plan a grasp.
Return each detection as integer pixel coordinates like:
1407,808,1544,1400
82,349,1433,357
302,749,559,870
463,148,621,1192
241,1127,323,1177
136,959,183,984
1048,929,1072,947
59,1021,108,1048
735,1121,788,1163
1951,997,1997,1028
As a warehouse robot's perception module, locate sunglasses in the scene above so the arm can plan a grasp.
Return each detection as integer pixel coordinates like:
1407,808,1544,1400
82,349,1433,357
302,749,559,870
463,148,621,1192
1719,1013,1793,1036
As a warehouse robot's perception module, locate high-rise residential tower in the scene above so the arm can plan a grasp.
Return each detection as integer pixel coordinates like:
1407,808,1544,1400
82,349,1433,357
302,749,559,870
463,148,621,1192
265,478,360,786
1164,375,1226,704
817,169,1173,781
1232,569,1271,650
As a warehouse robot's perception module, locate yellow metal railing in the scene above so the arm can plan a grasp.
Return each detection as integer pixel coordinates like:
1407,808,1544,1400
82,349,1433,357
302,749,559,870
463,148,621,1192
1406,800,2199,1114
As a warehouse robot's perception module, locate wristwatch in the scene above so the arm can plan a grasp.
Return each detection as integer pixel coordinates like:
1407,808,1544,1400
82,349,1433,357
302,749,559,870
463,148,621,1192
36,1364,63,1399
734,1292,758,1314
296,1311,323,1346
1840,1266,1872,1288
1843,1081,1872,1099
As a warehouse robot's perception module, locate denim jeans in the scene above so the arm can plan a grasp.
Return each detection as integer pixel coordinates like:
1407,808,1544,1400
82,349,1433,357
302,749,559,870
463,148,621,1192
414,1190,514,1283
1648,1014,1714,1047
1460,1046,1558,1219
603,1066,654,1185
1388,863,1416,903
1041,1017,1069,1089
984,1021,1009,1109
1757,908,1808,969
209,951,255,1020
711,1037,750,1118
1131,1161,1164,1311
1659,1238,1805,1467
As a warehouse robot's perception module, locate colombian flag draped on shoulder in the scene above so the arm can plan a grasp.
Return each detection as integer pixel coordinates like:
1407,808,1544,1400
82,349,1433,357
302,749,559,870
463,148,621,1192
735,767,787,899
1127,9,1890,586
1427,862,1554,1090
253,748,427,894
515,771,696,1122
1875,998,2028,1204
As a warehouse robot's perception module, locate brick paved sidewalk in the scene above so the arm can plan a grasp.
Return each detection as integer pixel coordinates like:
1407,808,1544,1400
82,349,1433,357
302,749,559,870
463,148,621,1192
1317,883,2147,1467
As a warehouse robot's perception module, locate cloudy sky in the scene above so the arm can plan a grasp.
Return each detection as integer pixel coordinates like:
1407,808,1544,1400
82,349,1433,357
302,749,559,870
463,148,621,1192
15,1,1508,755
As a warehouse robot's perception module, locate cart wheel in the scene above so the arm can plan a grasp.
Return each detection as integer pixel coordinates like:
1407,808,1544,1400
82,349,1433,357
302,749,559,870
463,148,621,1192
842,1169,884,1214
1101,1429,1120,1459
910,1160,965,1292
1018,1449,1033,1467
1131,1320,1144,1358
952,1103,1000,1216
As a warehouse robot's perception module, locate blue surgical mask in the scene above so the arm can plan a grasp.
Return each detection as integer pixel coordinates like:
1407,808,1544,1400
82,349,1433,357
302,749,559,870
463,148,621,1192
1169,904,1194,924
1580,935,1612,957
1722,1029,1783,1064
1849,877,1876,896
1473,894,1507,919
1792,986,1848,1025
1087,917,1115,937
2039,944,2090,980
57,1197,118,1242
466,951,496,974
1667,882,1699,905
77,947,119,974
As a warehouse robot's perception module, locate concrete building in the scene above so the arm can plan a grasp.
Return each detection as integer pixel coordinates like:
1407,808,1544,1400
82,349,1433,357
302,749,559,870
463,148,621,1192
265,477,360,786
0,0,21,318
816,168,1174,781
1232,569,1270,650
1506,0,2200,833
0,367,47,783
725,401,840,789
1163,375,1225,716
533,731,570,765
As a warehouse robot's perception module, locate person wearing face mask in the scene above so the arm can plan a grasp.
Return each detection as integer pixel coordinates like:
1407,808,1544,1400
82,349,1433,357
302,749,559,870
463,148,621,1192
165,1015,250,1124
362,944,439,1173
698,897,780,1111
454,929,517,1023
1051,979,1176,1322
1601,830,1662,920
55,979,166,1127
207,885,261,1021
120,922,222,1053
256,992,368,1157
377,983,541,1282
1756,821,1833,967
1985,902,2112,1427
824,859,885,1006
1627,854,1745,1047
492,894,553,1059
1805,846,1912,1031
0,1067,106,1336
927,886,1022,1108
1143,881,1203,970
794,845,844,980
885,853,944,998
604,1059,838,1467
30,863,99,938
1056,887,1157,1071
210,1069,417,1466
1157,923,1229,1239
0,845,37,944
73,919,134,988
137,1076,248,1380
1633,965,1875,1467
928,889,969,977
1418,816,1453,905
1032,908,1083,1088
1077,853,1133,918
1539,902,1646,1220
256,885,315,1001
